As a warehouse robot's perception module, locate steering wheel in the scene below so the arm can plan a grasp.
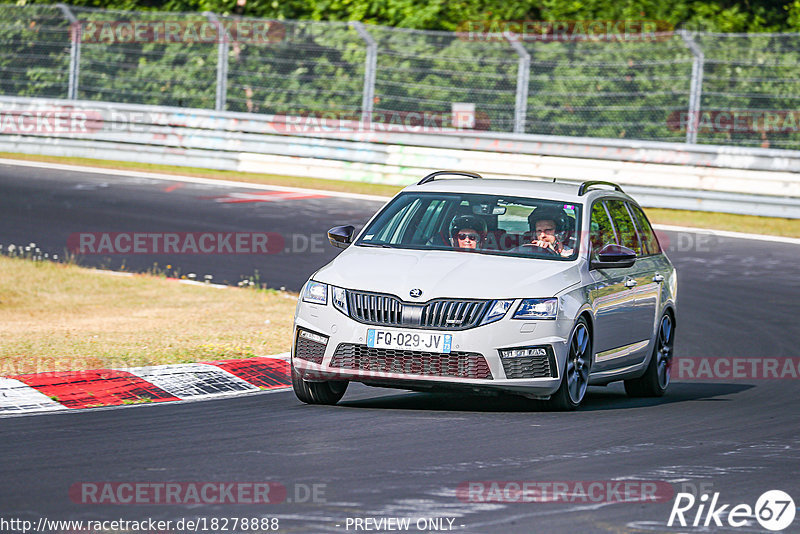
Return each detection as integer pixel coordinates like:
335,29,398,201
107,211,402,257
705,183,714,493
521,243,559,255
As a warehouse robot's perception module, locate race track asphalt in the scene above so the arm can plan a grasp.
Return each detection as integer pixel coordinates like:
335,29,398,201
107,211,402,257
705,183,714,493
0,162,374,289
1,162,799,533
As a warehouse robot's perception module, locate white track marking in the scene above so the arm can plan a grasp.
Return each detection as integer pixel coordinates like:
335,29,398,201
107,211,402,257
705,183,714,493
652,223,800,245
0,377,64,414
123,363,260,399
0,158,389,202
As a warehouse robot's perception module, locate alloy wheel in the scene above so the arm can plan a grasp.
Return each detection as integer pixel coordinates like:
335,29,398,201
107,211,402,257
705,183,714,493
656,314,673,389
566,323,590,404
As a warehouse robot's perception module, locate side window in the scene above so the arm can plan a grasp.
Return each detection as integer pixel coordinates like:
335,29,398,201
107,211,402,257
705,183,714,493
605,200,642,255
372,198,422,244
411,199,447,244
628,203,662,255
589,201,617,259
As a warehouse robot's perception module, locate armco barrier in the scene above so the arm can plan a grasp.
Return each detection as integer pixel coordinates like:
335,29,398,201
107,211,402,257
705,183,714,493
1,96,799,218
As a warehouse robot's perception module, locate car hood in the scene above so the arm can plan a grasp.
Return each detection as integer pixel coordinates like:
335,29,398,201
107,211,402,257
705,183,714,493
314,246,582,300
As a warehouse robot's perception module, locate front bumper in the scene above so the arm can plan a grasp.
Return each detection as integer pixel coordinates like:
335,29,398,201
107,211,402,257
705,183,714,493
292,299,574,397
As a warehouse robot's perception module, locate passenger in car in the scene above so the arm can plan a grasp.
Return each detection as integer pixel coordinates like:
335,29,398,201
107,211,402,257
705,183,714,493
449,214,487,250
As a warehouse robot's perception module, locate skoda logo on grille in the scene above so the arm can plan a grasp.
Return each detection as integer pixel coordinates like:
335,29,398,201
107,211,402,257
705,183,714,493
409,288,423,298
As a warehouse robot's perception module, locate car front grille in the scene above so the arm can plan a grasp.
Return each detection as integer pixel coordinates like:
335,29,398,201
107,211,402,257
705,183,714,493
501,350,556,379
294,331,326,364
330,344,493,380
348,291,404,326
346,290,491,330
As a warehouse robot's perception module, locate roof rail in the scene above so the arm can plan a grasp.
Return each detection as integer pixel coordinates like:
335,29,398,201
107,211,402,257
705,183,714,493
578,181,624,196
418,170,483,185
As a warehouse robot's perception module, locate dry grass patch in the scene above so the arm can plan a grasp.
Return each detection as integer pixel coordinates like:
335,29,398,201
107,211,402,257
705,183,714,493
0,256,296,375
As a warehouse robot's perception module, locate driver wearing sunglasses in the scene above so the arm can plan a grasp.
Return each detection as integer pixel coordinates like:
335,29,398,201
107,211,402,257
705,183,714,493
449,214,487,250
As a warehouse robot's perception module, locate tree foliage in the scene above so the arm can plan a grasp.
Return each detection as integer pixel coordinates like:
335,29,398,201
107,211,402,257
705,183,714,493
4,0,799,32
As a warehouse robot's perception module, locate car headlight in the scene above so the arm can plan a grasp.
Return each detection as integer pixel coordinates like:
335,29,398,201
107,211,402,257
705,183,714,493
480,299,513,325
513,298,558,320
302,280,328,305
332,286,348,314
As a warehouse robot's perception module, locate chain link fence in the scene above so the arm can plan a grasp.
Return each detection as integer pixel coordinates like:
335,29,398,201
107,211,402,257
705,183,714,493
366,26,518,132
2,4,800,149
0,5,71,98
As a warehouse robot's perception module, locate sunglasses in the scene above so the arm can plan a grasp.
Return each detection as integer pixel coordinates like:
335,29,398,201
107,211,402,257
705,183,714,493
457,233,479,241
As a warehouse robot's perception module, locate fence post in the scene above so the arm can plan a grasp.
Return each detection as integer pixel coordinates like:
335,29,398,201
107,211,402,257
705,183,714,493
679,30,704,144
506,32,530,134
56,3,80,100
205,12,229,111
350,21,377,125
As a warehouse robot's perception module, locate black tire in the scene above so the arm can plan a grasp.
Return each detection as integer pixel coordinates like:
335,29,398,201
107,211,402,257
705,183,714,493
624,313,674,398
291,365,348,405
549,317,592,411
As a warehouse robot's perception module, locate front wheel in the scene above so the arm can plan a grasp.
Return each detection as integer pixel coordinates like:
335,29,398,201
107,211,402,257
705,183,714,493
624,313,674,398
291,365,348,405
549,318,592,411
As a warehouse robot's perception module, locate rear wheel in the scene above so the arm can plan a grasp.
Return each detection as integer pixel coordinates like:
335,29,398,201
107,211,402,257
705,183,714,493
549,318,592,411
291,365,348,405
624,313,674,398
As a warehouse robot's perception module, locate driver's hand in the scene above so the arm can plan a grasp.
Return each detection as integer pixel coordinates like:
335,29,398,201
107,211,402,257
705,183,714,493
534,240,553,249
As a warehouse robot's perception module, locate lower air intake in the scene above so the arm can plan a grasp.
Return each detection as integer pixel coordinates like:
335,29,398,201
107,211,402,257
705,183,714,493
330,344,492,380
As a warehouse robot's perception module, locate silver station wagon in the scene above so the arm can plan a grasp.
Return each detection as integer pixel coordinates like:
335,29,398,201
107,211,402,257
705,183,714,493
291,172,677,410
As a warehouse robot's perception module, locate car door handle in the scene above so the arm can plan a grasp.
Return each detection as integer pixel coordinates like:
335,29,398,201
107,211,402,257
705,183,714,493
653,274,664,283
624,279,637,288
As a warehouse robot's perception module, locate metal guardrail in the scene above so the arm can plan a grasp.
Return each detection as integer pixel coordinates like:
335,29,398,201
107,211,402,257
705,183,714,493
0,96,799,218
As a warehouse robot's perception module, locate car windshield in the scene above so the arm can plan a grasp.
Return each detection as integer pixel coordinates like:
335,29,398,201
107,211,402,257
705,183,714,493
356,192,582,260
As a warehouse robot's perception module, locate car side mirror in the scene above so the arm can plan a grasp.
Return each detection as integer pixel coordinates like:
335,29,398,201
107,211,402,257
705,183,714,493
328,225,355,249
591,244,636,269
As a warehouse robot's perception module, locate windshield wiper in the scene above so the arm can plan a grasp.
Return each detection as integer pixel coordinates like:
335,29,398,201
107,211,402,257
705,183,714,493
358,242,393,248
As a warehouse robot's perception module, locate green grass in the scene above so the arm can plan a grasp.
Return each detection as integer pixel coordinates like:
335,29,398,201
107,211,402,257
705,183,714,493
121,397,154,405
1,152,798,237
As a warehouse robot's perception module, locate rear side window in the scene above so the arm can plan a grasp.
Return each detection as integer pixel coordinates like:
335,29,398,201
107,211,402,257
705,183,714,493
628,203,662,255
605,200,642,255
589,201,616,260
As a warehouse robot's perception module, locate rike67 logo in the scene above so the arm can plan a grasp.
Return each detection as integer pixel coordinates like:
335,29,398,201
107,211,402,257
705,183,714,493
668,490,796,531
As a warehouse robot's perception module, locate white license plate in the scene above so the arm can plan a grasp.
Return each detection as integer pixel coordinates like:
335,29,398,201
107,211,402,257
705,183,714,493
367,329,452,354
